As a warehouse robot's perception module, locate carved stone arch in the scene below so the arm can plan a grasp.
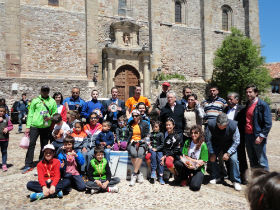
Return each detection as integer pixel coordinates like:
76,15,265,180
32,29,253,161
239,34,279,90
114,65,140,101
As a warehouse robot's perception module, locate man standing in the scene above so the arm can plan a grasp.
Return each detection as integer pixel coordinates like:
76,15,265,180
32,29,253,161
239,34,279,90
22,86,57,174
160,91,185,134
81,90,104,120
104,87,125,132
16,93,29,133
180,86,192,108
224,92,248,184
154,82,170,116
63,87,85,112
125,85,152,118
205,113,242,191
244,85,272,170
202,86,227,121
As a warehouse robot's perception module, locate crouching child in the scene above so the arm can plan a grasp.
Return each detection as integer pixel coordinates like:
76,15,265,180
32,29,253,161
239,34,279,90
26,144,71,201
57,136,86,192
85,146,120,194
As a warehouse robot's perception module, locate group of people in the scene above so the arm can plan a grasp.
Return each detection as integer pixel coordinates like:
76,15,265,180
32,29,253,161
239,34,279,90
0,82,274,204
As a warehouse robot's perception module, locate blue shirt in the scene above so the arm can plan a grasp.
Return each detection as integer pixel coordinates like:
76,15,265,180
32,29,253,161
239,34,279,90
81,99,104,119
95,131,114,146
63,97,85,111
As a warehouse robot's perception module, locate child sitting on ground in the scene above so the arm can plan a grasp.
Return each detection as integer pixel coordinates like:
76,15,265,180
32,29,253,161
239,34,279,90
145,121,165,184
57,136,86,192
95,121,114,162
52,113,71,152
85,146,120,194
26,144,71,201
0,105,13,172
71,121,87,153
113,115,129,151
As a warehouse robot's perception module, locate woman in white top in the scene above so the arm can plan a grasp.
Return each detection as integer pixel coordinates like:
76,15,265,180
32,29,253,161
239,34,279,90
183,94,205,138
53,92,68,122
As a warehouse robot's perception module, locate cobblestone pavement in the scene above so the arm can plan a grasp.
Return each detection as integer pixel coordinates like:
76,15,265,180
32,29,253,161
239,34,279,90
1,122,280,210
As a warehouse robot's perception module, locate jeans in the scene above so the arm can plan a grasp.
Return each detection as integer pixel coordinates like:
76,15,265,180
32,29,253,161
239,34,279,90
245,134,269,170
26,179,71,193
104,148,111,163
210,148,241,183
148,150,164,175
18,111,26,132
63,174,86,191
0,141,8,165
25,127,51,167
82,148,95,173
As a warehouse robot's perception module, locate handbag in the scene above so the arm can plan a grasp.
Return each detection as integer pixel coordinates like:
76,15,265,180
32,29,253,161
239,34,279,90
19,134,30,149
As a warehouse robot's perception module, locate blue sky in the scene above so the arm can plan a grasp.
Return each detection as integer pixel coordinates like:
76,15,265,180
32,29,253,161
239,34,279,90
259,0,280,63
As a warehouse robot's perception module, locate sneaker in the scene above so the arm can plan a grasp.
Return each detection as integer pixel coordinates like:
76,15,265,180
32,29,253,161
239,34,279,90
137,172,144,183
108,186,119,193
57,190,63,198
129,174,137,186
159,176,165,185
30,192,44,201
22,166,33,174
151,171,157,179
2,164,8,172
233,182,242,191
209,178,222,184
90,189,98,195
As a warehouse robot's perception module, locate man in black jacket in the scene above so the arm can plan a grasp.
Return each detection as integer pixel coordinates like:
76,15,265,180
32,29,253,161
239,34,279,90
104,87,125,133
159,91,185,135
224,92,248,184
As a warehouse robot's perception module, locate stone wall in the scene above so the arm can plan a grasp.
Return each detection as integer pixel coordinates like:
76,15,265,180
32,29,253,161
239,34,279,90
0,2,5,77
19,3,86,80
0,78,106,109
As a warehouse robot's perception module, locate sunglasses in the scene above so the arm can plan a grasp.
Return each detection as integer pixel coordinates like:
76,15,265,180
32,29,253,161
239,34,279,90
132,115,140,118
191,131,199,134
90,117,98,120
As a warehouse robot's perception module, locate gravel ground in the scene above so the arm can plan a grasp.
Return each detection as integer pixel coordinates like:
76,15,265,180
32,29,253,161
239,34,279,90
1,122,280,210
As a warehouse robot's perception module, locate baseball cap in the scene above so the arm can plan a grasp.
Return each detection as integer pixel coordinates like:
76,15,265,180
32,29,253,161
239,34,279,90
42,144,55,152
41,85,50,91
162,82,170,87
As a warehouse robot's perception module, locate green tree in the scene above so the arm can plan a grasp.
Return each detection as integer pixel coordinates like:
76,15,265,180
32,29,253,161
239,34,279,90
212,27,272,102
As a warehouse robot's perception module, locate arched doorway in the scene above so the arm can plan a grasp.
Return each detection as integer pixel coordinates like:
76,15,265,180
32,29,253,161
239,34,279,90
114,65,140,101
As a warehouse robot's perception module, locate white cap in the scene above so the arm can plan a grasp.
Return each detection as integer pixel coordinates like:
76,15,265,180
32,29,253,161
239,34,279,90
42,144,55,152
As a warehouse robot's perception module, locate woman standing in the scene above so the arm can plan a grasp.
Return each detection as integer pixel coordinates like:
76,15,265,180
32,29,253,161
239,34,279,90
175,125,208,191
127,109,149,186
53,92,68,122
183,94,205,138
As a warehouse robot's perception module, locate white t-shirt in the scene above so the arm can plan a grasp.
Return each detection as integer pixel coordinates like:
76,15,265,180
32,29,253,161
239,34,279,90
52,121,70,143
188,141,201,160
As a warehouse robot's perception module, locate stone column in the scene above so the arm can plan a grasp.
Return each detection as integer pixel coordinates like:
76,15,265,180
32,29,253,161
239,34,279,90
107,58,113,95
143,58,150,98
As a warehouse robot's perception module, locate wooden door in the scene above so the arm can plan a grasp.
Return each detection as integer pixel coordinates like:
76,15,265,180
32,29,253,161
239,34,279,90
114,66,139,102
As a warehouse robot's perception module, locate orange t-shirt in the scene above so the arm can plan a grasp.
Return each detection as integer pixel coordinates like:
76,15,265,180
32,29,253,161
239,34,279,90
132,124,141,141
125,96,151,113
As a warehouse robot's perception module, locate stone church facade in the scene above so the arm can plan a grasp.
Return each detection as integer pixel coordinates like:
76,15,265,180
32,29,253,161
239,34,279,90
0,0,260,104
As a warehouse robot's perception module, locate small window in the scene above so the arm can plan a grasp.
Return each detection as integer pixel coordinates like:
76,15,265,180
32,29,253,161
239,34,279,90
221,5,232,31
175,2,182,23
222,10,229,30
272,85,280,94
118,0,127,16
48,0,58,6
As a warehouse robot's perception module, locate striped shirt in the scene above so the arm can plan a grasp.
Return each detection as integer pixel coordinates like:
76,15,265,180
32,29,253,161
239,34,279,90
202,97,227,120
